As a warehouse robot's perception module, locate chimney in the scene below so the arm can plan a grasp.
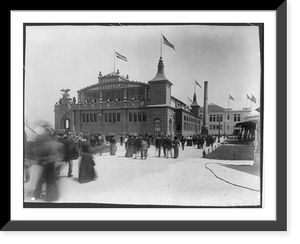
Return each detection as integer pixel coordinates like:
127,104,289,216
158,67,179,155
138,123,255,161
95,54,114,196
201,81,209,135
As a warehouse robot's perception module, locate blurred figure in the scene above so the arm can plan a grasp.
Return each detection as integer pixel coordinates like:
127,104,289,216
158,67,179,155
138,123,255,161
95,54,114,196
78,142,97,184
124,135,129,151
109,135,117,156
165,135,173,159
120,134,124,146
134,135,142,159
180,136,186,151
172,136,180,159
31,129,64,201
140,136,149,160
57,133,79,177
155,134,162,157
24,131,35,183
162,134,167,157
125,136,135,158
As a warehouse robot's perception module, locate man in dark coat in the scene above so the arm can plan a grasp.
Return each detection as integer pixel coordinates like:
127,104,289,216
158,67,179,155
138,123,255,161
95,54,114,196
58,133,78,177
162,134,167,157
172,136,180,159
155,135,162,157
180,136,186,151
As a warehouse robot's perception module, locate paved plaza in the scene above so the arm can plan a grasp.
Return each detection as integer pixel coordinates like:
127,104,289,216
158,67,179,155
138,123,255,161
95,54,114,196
24,142,261,207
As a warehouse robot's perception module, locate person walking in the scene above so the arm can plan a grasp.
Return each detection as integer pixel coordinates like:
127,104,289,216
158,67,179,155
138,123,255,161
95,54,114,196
58,133,78,177
140,136,149,160
109,135,117,156
124,135,128,151
165,135,173,159
172,136,180,159
162,134,167,157
199,136,204,149
134,135,142,159
125,135,135,157
120,134,124,146
32,131,63,201
78,142,97,184
155,134,162,157
180,136,186,151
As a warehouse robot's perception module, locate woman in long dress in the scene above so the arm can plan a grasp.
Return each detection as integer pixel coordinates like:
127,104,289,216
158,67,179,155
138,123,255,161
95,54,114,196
125,136,134,157
78,142,96,184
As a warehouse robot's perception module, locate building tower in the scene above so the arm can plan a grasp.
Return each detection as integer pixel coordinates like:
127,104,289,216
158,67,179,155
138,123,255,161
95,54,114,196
201,80,209,135
190,92,200,117
148,57,173,105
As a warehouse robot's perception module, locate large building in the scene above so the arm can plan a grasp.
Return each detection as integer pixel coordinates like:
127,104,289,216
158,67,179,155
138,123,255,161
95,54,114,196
54,56,252,137
54,57,201,137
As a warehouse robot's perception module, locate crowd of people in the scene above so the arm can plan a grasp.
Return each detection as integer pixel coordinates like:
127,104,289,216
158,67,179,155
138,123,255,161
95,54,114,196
24,126,102,202
24,122,221,202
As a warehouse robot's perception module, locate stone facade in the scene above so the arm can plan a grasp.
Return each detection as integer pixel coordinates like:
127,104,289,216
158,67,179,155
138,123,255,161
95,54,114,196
54,57,202,137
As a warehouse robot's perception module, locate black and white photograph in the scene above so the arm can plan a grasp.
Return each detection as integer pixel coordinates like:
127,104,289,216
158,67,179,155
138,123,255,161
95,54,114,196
23,23,262,207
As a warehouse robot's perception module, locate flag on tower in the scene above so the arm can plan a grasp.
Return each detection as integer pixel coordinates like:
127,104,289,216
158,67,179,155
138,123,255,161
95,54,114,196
251,94,257,103
229,95,235,101
162,34,175,51
195,79,202,88
115,51,128,62
187,96,193,103
247,94,252,100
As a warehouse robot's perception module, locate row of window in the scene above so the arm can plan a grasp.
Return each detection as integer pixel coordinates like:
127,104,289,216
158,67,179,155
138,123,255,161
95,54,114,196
104,112,121,123
210,114,223,122
183,115,197,124
82,113,98,123
83,88,146,103
184,122,200,131
234,114,241,122
128,112,147,122
209,125,230,130
82,112,148,123
208,113,242,122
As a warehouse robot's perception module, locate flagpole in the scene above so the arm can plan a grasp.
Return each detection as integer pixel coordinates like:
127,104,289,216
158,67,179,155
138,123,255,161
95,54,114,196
113,49,115,73
228,97,230,109
194,79,196,94
246,95,248,108
160,31,163,58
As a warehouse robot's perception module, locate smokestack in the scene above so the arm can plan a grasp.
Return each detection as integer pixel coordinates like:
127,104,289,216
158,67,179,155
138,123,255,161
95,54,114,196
201,81,209,135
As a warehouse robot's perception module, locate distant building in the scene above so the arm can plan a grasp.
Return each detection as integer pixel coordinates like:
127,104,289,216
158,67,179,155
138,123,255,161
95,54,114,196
199,104,252,135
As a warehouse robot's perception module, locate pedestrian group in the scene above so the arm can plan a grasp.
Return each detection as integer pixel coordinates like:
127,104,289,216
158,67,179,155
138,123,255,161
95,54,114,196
24,124,217,202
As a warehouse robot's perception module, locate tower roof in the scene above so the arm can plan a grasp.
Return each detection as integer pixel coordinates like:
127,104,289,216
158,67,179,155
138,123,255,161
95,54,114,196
190,92,200,107
149,57,172,84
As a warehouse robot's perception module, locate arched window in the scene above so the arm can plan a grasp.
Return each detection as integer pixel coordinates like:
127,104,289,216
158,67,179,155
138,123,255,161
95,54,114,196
154,119,161,132
62,118,70,130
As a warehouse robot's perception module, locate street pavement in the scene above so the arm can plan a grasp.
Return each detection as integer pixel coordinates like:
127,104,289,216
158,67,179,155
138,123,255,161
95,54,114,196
24,141,261,207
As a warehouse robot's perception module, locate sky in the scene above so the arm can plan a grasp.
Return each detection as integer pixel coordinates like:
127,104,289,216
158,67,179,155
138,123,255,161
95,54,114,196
24,24,261,128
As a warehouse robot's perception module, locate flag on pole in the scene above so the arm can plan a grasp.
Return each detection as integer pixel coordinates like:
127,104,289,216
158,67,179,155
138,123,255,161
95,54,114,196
162,34,175,51
247,94,252,100
229,95,235,101
195,79,202,88
115,51,128,62
187,96,193,103
251,94,257,103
